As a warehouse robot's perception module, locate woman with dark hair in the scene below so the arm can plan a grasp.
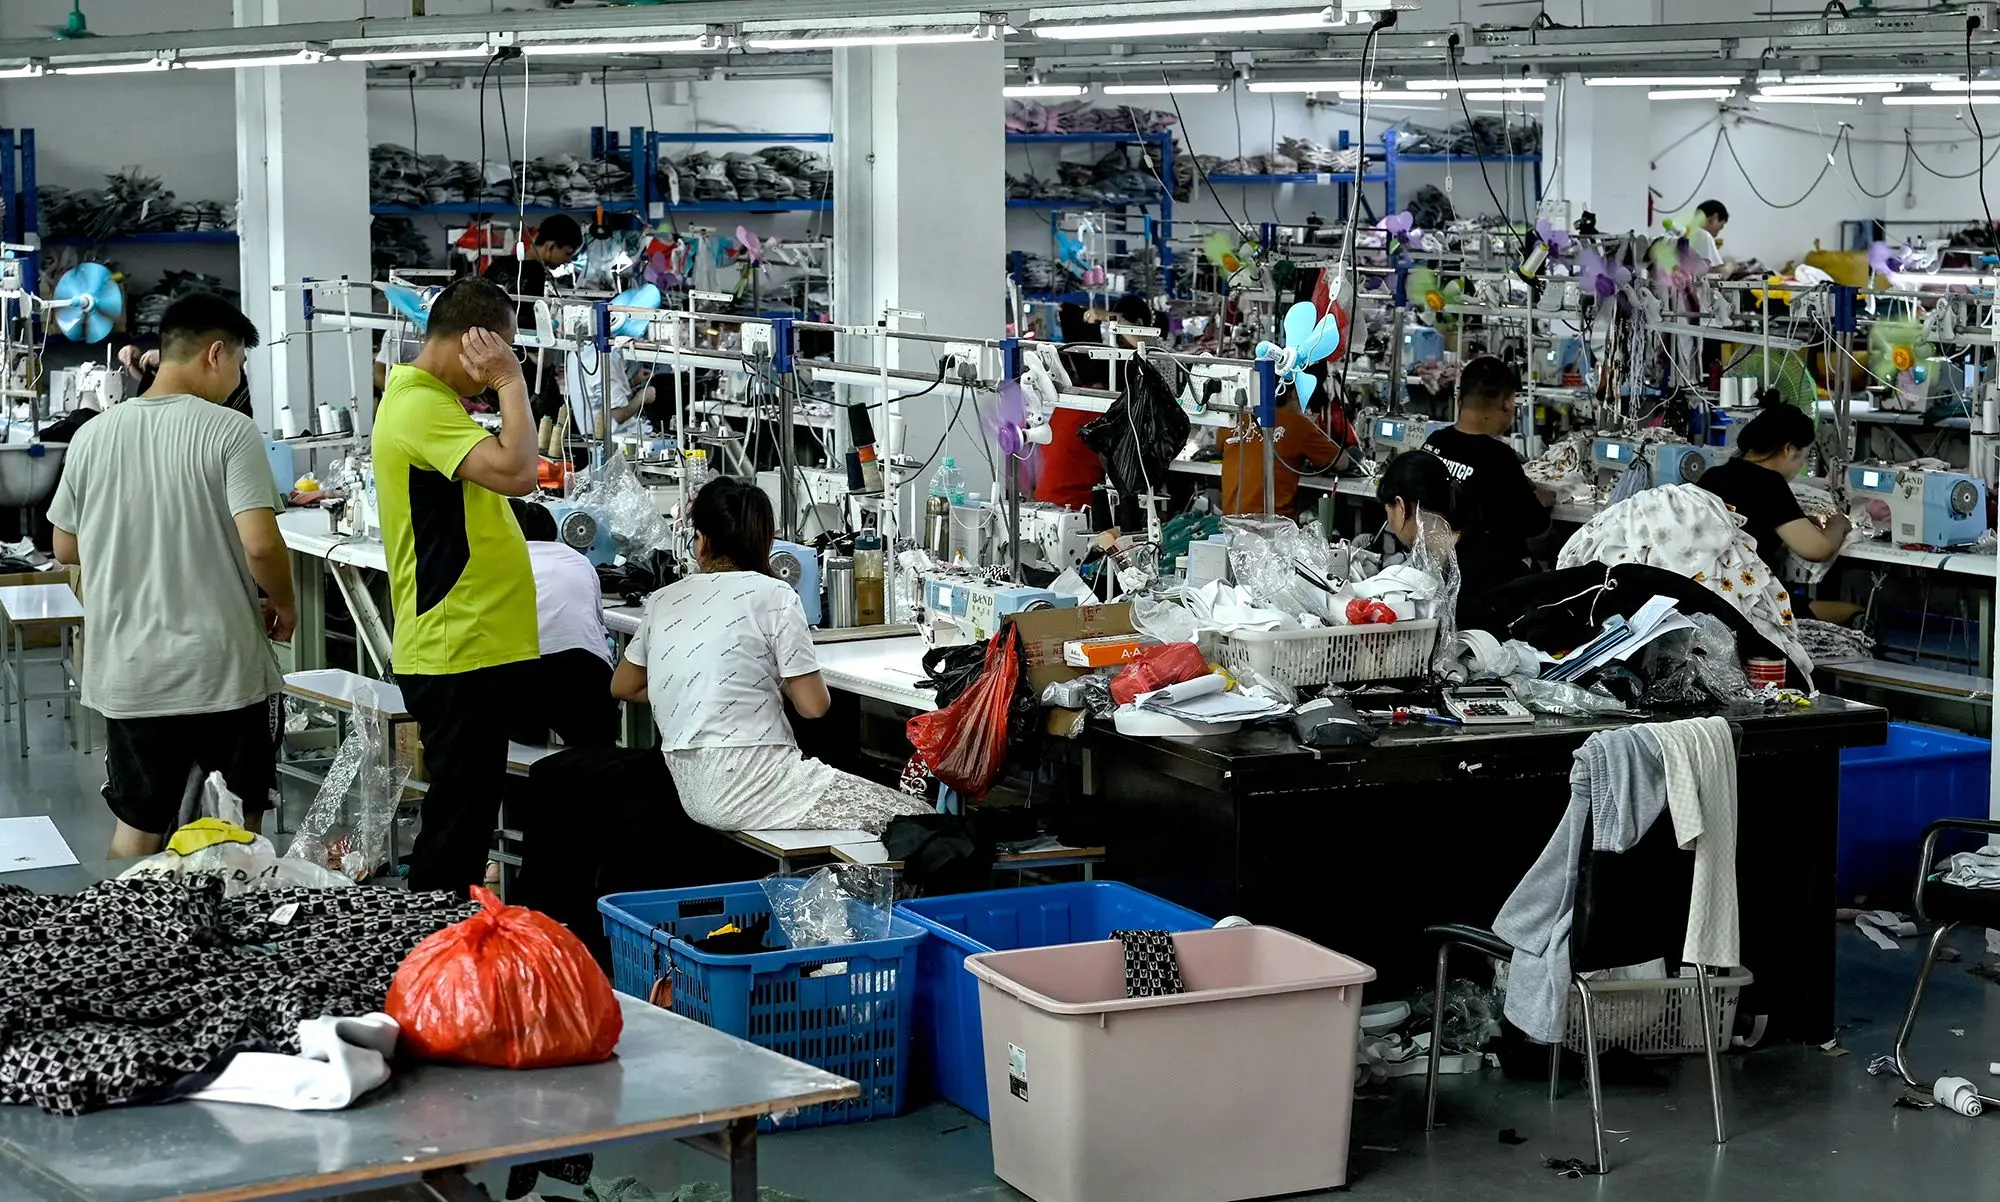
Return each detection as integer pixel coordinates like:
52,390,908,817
1697,399,1846,576
1375,448,1461,551
612,477,932,833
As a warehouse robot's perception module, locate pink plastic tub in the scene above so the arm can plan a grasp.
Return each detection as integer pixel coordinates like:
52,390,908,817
965,925,1376,1202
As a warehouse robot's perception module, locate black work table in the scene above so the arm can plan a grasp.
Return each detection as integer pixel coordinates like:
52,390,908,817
1081,697,1887,1044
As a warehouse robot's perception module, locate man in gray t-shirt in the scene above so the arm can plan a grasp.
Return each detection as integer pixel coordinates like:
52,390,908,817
48,294,297,858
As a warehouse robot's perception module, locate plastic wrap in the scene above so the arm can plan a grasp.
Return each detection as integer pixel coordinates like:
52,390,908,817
1223,516,1330,619
1133,593,1199,645
1408,978,1504,1055
760,866,896,949
1636,611,1750,706
120,772,353,894
1407,508,1463,674
567,452,673,560
1506,675,1629,717
284,681,408,882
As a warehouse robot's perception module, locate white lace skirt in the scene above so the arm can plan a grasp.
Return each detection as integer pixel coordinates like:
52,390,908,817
664,744,933,833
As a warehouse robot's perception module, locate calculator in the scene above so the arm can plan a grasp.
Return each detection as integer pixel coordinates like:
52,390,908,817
1441,685,1535,726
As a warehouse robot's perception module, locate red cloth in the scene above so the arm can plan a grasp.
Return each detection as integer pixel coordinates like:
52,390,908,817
1034,407,1104,509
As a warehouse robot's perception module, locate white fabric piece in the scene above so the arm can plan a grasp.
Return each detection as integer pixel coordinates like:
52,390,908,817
1940,847,2000,889
1556,483,1812,680
190,1014,398,1111
665,744,930,833
1640,716,1742,969
626,571,818,751
1787,482,1874,585
1184,580,1292,632
527,541,612,664
1350,565,1439,602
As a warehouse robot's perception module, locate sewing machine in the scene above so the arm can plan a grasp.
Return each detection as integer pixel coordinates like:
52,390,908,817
769,539,822,625
1847,464,1989,548
1013,502,1094,572
1532,336,1587,386
1651,442,1730,487
1368,417,1447,466
548,501,618,566
963,581,1076,641
47,364,124,415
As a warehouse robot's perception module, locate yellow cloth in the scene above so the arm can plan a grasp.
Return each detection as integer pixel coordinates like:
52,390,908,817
371,365,538,675
167,818,257,856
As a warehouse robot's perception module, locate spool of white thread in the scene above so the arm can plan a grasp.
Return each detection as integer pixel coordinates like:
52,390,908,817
1934,1076,1984,1117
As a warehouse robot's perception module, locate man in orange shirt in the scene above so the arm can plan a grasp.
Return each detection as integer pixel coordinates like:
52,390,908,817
1221,384,1356,518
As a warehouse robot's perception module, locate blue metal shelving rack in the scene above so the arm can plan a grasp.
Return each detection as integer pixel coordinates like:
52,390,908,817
2,126,238,248
1204,128,1542,223
641,130,834,221
1005,130,1177,300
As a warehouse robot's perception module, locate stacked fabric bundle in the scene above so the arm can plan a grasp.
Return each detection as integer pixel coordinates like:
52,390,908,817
515,152,634,209
0,878,473,1115
369,144,633,209
132,271,237,335
655,146,833,206
1005,99,1179,135
37,170,236,242
1008,147,1167,204
1396,117,1543,157
371,216,434,270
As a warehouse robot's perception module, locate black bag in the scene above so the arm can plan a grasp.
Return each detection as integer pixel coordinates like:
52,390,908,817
1079,355,1190,503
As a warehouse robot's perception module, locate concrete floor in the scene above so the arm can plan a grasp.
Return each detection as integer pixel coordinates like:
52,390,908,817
5,690,2000,1202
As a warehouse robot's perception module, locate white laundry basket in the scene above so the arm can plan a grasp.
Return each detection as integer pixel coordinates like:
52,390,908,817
965,926,1376,1202
1207,619,1439,688
1562,968,1755,1055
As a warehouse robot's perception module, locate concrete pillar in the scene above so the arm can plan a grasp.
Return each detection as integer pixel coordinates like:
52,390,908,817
1546,76,1653,237
234,0,371,436
831,41,1006,498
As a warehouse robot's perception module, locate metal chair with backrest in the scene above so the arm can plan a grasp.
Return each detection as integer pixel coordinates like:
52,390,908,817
1875,817,2000,1105
1421,802,1731,1173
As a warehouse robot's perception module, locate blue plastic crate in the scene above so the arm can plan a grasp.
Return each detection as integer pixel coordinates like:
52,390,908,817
599,881,926,1129
1839,722,1991,903
895,882,1212,1121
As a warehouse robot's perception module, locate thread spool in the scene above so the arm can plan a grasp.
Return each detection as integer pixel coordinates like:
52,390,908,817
1934,1076,1984,1117
1213,916,1253,929
277,408,304,439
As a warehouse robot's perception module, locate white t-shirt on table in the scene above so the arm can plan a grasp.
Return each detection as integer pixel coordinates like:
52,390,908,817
527,540,611,664
625,570,818,751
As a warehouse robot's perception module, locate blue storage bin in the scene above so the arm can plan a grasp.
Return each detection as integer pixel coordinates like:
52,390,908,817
895,882,1213,1120
1839,722,1990,902
599,881,926,1129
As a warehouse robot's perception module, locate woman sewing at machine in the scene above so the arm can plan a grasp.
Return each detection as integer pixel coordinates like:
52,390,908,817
612,476,933,834
1696,398,1847,577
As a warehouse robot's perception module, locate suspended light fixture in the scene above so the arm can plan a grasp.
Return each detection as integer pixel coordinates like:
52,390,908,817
1649,88,1734,100
743,25,1001,50
1406,77,1549,90
1884,94,2000,106
1034,9,1336,40
337,45,493,62
51,56,175,75
1005,82,1086,97
521,37,715,56
1101,83,1224,94
1584,75,1741,87
1246,80,1381,93
1760,81,1901,96
182,48,325,70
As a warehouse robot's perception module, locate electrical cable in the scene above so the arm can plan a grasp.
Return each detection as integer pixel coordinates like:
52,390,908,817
1847,135,1912,200
1446,38,1525,259
475,52,500,223
1156,84,1252,232
1719,125,1839,210
1333,19,1389,403
1965,20,2000,263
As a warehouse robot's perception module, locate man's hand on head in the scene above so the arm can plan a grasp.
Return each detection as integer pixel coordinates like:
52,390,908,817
459,327,526,393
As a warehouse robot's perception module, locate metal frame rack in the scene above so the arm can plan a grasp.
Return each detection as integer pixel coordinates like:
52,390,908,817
642,130,834,218
0,127,238,252
1006,131,1177,302
1206,128,1540,226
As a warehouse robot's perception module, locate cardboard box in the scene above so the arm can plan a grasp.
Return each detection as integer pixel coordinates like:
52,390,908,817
1006,602,1135,738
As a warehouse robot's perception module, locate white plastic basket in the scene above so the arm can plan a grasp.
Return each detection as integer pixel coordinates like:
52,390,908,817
1208,619,1441,688
1561,968,1754,1055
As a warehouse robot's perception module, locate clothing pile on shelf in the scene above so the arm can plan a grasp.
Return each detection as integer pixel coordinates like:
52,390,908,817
1005,99,1178,135
368,144,634,209
0,877,474,1115
371,216,434,270
369,144,485,207
1395,117,1543,157
516,153,635,209
36,170,236,242
130,271,237,335
1008,147,1168,204
656,147,832,206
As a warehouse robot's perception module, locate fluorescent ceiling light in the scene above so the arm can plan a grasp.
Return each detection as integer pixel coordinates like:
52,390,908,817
1368,91,1445,101
744,27,998,49
1463,91,1543,101
1761,81,1900,95
1750,93,1861,106
338,46,491,62
1406,77,1548,90
1932,79,2000,91
522,38,711,56
1102,83,1223,94
1005,83,1086,97
1812,73,1955,85
51,58,173,75
1884,94,2000,106
1034,10,1334,40
1584,75,1740,87
0,63,44,79
182,49,324,70
1246,80,1380,93
1650,88,1733,100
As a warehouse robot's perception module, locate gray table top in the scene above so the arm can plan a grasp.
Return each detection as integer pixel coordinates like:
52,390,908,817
0,875,858,1202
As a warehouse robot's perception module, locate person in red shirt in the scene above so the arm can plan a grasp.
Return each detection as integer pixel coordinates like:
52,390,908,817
1034,296,1156,509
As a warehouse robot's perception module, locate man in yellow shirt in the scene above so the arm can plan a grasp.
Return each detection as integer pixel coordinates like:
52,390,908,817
373,277,541,893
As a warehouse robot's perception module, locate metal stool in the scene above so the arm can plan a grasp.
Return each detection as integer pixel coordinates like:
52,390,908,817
0,583,87,759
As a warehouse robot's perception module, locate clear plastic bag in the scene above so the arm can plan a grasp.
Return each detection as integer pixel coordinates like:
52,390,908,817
1132,593,1199,645
1637,612,1750,706
1506,674,1629,717
283,681,410,882
567,452,673,560
1405,507,1462,675
121,771,354,895
761,866,897,949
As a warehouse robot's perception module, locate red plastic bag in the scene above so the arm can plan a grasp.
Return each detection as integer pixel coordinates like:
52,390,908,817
387,886,623,1069
906,626,1019,797
1109,642,1210,706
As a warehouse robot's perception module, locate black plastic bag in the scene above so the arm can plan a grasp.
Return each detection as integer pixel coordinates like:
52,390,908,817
1079,355,1190,502
919,644,989,709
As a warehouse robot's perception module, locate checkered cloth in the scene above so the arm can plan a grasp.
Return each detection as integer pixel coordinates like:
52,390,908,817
1111,929,1185,999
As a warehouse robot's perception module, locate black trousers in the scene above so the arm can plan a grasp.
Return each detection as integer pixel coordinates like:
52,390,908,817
508,649,619,749
511,746,772,969
400,660,533,895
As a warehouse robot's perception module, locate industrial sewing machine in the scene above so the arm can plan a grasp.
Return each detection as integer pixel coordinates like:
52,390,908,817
769,539,822,625
548,501,618,566
1013,502,1095,573
921,576,1075,643
1590,438,1727,491
1847,463,1990,548
1367,417,1448,466
47,363,124,416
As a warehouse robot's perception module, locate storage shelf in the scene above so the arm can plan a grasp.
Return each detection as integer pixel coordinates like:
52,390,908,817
662,199,831,213
650,131,832,144
370,202,641,216
1397,153,1542,164
1209,172,1389,185
1007,196,1161,209
50,229,237,245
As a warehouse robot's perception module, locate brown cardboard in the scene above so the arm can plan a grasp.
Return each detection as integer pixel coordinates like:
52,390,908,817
0,570,80,649
1006,602,1135,738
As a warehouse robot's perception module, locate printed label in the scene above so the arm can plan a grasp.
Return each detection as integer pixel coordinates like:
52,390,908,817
267,902,300,927
1008,1043,1028,1102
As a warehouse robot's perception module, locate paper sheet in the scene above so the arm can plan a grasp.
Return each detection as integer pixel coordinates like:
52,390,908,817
739,828,877,853
0,816,78,874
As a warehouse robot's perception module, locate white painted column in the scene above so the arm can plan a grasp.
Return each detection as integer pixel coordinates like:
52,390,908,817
831,41,1006,498
1546,75,1653,237
234,0,371,436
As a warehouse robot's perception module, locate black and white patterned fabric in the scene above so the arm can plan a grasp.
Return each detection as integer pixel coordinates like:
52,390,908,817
0,878,473,1115
1111,929,1185,999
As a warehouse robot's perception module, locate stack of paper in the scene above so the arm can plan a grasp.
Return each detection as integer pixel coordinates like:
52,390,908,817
1542,595,1695,684
1134,674,1290,722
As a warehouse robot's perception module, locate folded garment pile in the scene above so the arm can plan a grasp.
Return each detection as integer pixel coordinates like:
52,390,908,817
369,144,634,209
656,147,832,205
1396,117,1543,157
1199,141,1363,176
0,877,475,1115
371,215,434,270
1006,99,1179,135
132,271,237,335
37,170,236,242
1008,147,1168,204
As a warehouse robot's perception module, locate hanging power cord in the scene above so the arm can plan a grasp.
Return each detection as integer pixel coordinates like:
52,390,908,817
1445,34,1525,259
1965,19,2000,262
1333,17,1390,403
1719,124,1841,210
1156,86,1253,232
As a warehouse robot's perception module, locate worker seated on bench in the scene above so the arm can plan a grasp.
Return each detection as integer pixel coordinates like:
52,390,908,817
507,499,617,749
612,476,931,834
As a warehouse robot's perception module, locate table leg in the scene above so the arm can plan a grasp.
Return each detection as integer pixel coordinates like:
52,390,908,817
290,553,327,672
14,619,25,760
681,1117,759,1202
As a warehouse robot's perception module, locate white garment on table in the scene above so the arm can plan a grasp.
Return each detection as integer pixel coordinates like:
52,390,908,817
565,345,640,440
1641,716,1741,969
527,540,611,664
190,1013,398,1111
1556,483,1812,681
625,570,817,751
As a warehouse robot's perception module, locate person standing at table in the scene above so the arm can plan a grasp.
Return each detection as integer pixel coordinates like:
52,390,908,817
48,295,294,857
374,277,541,894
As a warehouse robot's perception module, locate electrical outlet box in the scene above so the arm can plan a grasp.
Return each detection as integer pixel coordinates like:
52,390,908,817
741,322,775,359
1187,361,1255,413
945,342,1002,383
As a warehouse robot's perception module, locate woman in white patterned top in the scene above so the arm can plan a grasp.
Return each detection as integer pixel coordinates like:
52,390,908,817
612,476,932,833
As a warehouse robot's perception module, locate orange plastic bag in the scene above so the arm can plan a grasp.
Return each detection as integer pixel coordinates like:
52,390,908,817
906,625,1019,797
387,886,623,1069
1109,642,1210,706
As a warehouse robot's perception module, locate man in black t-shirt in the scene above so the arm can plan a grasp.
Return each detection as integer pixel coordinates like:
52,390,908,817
1422,357,1554,604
